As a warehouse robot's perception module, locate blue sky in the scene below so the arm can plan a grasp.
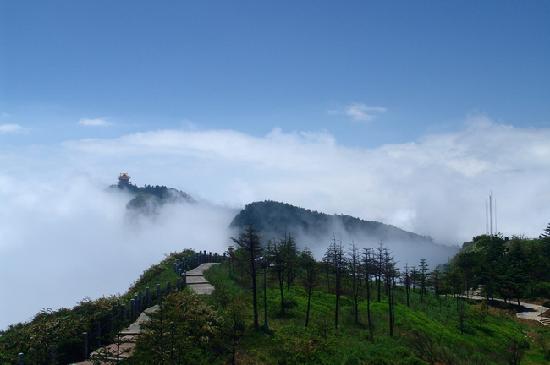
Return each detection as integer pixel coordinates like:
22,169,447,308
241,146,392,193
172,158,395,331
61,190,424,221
1,0,549,146
2,1,550,327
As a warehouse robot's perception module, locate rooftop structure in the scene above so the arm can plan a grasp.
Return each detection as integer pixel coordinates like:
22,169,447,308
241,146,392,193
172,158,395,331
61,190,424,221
118,172,130,188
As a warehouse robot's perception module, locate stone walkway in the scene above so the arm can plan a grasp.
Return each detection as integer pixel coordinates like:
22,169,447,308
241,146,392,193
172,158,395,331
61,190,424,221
464,295,549,326
186,263,218,295
72,263,218,364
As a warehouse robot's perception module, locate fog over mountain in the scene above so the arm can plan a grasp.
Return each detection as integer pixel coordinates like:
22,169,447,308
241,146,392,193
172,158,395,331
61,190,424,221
231,201,457,265
1,117,550,328
0,177,236,329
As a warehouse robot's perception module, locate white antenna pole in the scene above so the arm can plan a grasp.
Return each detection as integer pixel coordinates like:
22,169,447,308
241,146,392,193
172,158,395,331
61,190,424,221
485,199,489,234
495,198,497,235
489,192,493,236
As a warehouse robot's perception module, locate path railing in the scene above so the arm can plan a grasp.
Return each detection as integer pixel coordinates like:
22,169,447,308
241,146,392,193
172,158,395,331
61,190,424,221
16,250,226,365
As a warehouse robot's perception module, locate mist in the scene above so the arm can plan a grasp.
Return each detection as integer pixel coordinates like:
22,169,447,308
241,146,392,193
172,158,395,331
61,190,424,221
0,176,236,329
252,215,458,267
2,116,550,328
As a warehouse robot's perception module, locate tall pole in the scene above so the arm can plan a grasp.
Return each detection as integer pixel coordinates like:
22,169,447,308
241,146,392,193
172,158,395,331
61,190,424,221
489,193,493,236
485,200,489,234
495,198,497,234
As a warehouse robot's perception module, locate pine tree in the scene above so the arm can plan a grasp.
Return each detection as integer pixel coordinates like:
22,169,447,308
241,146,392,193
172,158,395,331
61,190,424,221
383,249,397,337
540,222,550,239
349,242,360,325
376,242,384,302
267,239,286,315
363,248,374,341
301,248,317,327
325,236,344,329
403,264,411,307
231,226,262,330
419,259,428,303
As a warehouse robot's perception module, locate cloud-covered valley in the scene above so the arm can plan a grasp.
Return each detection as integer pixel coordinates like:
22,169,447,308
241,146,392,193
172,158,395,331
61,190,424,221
1,115,549,328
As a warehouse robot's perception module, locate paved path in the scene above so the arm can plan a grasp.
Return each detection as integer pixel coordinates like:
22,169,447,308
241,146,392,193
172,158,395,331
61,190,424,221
72,263,219,364
464,295,549,326
186,263,218,295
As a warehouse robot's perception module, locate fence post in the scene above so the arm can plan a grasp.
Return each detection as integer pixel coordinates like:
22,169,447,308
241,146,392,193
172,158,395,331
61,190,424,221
96,321,102,347
18,352,24,365
82,331,88,359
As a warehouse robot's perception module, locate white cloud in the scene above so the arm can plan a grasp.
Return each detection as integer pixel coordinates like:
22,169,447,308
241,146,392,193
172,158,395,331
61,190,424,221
2,116,550,327
0,123,24,134
50,117,550,243
78,117,111,127
344,102,387,122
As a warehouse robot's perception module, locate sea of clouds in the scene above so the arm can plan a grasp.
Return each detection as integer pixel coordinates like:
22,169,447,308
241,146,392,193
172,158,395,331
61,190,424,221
1,115,549,328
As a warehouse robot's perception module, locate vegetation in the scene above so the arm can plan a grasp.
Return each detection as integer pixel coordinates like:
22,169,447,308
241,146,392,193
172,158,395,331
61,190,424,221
129,227,550,364
110,182,194,214
201,257,549,364
0,249,198,364
230,200,436,245
3,222,550,364
446,234,550,303
131,226,546,365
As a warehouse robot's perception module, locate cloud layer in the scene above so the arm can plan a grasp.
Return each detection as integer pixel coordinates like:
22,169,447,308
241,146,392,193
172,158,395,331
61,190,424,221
1,116,550,327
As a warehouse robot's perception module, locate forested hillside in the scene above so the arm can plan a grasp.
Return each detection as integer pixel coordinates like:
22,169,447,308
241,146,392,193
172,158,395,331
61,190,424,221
447,234,550,302
231,200,458,266
110,182,194,214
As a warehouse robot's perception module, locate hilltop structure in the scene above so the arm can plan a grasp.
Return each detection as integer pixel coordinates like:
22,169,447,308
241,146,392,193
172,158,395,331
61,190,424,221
118,172,131,188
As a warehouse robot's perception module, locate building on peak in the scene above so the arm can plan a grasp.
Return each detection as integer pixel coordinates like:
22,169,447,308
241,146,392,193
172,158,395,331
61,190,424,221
118,172,131,188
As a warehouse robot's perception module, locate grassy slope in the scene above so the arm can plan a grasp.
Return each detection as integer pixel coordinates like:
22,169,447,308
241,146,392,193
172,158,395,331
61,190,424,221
205,263,549,365
0,249,195,364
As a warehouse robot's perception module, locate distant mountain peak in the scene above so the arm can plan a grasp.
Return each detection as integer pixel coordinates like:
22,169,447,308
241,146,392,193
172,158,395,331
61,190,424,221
230,200,455,266
109,173,194,214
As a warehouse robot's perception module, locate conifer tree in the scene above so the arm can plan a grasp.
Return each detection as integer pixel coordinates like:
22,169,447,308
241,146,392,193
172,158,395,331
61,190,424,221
301,248,317,327
419,259,428,303
325,236,344,329
363,248,374,341
540,222,550,239
231,226,262,330
349,242,360,325
403,264,411,307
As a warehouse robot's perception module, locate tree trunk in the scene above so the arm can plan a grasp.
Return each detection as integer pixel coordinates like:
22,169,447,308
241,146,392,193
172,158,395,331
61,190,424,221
251,259,258,330
366,278,373,341
353,271,358,324
335,266,340,329
388,279,394,337
278,271,285,315
263,265,269,330
377,274,381,302
305,286,312,327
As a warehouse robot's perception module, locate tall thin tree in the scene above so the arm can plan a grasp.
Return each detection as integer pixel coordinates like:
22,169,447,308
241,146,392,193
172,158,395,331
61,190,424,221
231,226,262,330
363,247,374,341
419,258,428,303
301,248,317,327
376,242,384,302
349,242,360,325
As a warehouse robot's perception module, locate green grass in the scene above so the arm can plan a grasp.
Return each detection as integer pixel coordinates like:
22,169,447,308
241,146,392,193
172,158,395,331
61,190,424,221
0,249,198,365
205,263,550,365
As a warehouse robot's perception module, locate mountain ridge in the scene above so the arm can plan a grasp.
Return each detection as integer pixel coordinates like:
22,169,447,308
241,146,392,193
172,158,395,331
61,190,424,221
230,200,457,265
